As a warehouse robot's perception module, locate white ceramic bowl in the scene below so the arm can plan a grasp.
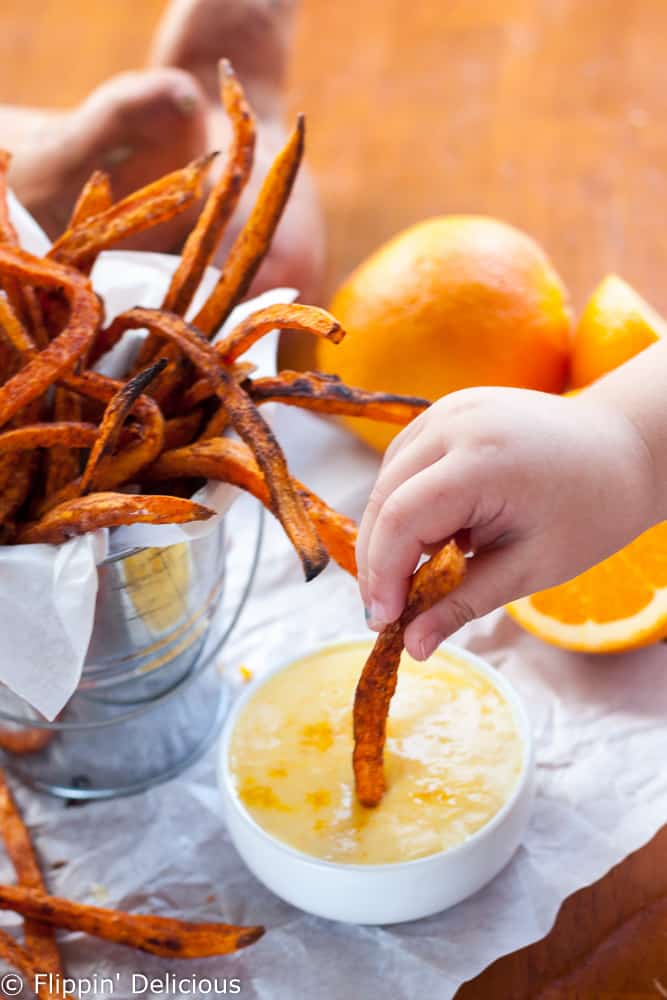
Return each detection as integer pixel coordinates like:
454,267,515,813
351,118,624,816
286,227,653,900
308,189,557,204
218,637,535,925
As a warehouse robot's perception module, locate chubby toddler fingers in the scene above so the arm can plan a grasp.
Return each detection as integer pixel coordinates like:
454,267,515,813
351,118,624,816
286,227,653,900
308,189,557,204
363,456,475,628
356,423,445,608
403,545,529,659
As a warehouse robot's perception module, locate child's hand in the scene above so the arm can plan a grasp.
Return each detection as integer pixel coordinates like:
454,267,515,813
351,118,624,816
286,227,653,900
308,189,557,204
356,386,659,660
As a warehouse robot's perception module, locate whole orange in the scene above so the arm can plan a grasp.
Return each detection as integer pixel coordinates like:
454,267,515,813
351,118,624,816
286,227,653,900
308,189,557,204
308,216,572,451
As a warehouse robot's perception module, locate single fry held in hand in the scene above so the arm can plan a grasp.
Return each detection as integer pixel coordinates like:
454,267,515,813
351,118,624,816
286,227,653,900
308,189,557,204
353,542,467,808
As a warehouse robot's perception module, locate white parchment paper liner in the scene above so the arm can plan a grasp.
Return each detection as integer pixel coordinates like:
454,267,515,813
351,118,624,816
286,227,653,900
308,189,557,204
1,195,295,718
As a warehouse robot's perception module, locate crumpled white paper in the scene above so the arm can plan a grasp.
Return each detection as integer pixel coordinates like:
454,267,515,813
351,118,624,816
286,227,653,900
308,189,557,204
1,196,295,719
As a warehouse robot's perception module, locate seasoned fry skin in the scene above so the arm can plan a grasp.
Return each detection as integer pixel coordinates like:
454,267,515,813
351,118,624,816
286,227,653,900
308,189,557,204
247,370,430,423
148,437,357,576
0,727,55,755
194,367,428,441
41,243,90,495
129,115,305,403
77,359,167,496
0,248,101,430
164,410,205,450
45,388,85,502
120,302,344,410
194,115,306,337
0,293,35,356
49,153,216,269
162,60,256,318
17,492,214,545
32,369,166,511
0,454,34,529
215,303,344,363
181,304,346,411
0,149,17,246
0,885,264,959
107,307,329,581
0,422,98,453
353,542,466,808
0,925,74,999
130,60,256,379
67,169,113,229
0,771,62,975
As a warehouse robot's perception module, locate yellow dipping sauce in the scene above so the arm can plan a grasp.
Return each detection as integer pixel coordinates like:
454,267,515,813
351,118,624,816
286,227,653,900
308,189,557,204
229,641,523,865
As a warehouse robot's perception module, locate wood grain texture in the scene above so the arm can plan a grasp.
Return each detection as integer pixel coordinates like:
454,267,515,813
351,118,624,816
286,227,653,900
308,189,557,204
0,0,164,107
0,1,666,996
288,0,667,310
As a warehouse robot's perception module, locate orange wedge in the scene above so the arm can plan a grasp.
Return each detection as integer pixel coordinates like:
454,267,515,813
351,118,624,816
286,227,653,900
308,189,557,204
506,522,667,652
508,279,667,653
571,274,667,388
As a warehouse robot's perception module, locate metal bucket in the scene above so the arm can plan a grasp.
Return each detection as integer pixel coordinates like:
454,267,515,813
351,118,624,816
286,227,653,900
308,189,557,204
0,504,263,799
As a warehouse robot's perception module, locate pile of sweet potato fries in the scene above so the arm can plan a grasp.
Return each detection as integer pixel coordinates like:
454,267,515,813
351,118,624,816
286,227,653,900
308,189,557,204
0,61,468,985
0,59,428,581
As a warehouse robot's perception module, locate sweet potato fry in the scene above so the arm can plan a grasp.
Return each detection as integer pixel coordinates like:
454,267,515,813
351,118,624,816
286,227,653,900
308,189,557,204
0,312,162,509
0,338,16,385
48,153,216,269
0,422,97,453
0,294,35,503
353,542,466,808
77,359,167,496
0,150,16,247
180,304,345,413
179,361,252,412
67,169,113,229
198,403,230,441
195,366,427,441
194,115,305,337
0,294,45,519
149,437,357,575
0,926,72,999
44,389,84,500
162,60,255,317
16,492,214,545
20,291,49,351
44,172,100,492
33,369,166,508
106,308,328,580
0,453,35,525
62,169,114,289
0,248,101,430
0,151,31,332
194,364,258,439
164,411,204,450
0,771,62,975
217,302,344,363
0,288,35,357
0,400,44,526
0,152,49,350
0,727,55,755
247,370,430,423
128,63,255,380
0,885,264,959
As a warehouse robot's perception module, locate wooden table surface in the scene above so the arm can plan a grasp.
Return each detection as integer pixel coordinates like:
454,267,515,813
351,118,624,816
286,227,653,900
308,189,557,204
1,1,666,995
